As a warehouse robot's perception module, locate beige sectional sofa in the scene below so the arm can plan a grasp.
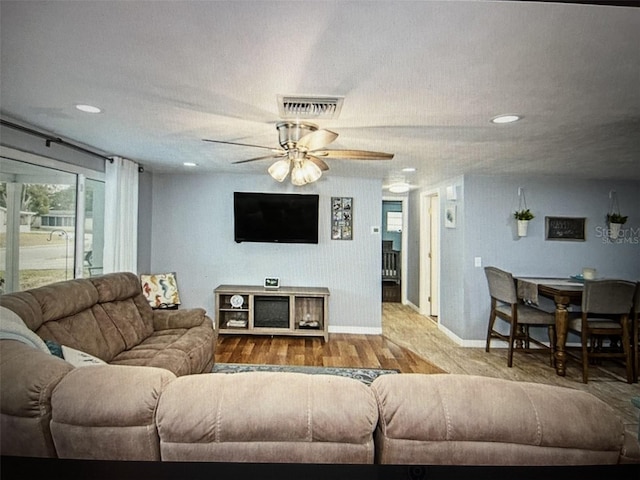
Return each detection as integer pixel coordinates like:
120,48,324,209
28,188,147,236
1,274,639,466
0,272,216,376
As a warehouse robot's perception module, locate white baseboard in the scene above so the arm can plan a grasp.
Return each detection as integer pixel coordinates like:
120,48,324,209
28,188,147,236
328,325,383,335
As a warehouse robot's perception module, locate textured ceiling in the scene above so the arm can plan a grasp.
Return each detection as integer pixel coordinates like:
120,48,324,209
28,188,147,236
1,1,639,190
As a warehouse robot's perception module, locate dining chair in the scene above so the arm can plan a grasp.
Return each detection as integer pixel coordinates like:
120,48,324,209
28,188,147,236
568,279,636,384
484,266,556,368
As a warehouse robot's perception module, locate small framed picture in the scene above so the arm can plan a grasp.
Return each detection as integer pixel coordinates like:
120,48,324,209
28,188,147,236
445,204,457,228
264,277,280,289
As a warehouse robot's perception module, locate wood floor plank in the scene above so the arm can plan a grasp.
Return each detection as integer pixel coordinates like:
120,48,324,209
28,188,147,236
215,332,443,373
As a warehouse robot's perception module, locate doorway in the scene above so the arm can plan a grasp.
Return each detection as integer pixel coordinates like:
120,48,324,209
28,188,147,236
419,192,440,318
381,198,408,303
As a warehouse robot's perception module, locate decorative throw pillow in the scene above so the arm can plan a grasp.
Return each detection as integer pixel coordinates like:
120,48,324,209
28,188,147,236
140,272,181,309
45,340,64,358
60,345,106,368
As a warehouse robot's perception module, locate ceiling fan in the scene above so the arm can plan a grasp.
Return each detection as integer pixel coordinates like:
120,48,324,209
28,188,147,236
203,121,394,185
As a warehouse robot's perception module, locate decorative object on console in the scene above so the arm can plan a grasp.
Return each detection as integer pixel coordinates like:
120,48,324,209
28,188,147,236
264,277,280,289
230,294,244,308
331,197,353,240
140,272,181,309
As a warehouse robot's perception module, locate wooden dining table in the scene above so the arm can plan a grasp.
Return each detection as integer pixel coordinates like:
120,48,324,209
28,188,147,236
516,278,583,377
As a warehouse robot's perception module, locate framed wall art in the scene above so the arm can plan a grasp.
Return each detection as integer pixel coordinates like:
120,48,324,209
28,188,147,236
545,216,586,241
445,204,457,229
331,197,353,240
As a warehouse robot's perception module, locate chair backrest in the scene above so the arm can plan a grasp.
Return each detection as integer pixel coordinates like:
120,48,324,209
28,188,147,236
484,267,517,305
582,279,636,315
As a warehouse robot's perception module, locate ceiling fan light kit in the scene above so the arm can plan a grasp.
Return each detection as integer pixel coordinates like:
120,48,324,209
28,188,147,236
267,159,291,182
203,119,394,186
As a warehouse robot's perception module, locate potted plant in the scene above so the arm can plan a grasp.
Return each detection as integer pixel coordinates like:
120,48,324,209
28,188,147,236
606,212,627,239
514,209,534,237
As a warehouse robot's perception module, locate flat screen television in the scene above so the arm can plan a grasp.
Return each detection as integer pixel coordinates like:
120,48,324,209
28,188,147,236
234,192,319,244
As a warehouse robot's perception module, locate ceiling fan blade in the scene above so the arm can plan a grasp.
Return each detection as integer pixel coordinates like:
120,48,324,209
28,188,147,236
306,155,330,171
297,129,338,151
203,138,280,152
232,153,285,164
312,149,394,160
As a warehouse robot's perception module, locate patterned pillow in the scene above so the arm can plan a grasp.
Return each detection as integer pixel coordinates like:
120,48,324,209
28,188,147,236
140,273,181,309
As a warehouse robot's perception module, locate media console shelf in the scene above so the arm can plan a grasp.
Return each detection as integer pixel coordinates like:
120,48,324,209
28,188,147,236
214,285,330,341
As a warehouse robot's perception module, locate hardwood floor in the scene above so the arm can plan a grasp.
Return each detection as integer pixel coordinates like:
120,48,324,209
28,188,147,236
214,303,640,431
216,333,444,374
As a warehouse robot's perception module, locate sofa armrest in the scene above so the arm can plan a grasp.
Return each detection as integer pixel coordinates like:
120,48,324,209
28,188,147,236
152,307,210,330
51,365,176,460
0,339,73,457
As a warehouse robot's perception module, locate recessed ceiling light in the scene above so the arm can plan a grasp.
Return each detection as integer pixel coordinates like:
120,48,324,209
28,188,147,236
388,183,410,194
402,167,416,173
491,114,521,124
75,104,102,114
183,162,198,167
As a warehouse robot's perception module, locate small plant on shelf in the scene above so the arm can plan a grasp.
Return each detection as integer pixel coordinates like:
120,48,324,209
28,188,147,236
514,209,535,221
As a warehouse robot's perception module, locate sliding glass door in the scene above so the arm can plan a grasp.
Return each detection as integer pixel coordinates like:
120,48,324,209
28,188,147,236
0,157,104,293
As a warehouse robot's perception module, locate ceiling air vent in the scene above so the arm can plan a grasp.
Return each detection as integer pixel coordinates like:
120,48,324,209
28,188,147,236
277,95,344,119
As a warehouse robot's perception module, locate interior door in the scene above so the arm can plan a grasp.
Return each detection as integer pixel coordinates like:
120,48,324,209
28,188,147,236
420,192,440,317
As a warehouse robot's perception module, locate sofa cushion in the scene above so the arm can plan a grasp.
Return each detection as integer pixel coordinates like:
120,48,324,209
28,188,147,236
156,372,379,463
90,272,154,348
35,307,125,362
109,322,215,376
0,279,97,332
50,365,175,460
372,374,626,465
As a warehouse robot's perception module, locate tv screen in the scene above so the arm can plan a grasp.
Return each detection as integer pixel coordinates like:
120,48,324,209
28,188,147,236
234,192,319,244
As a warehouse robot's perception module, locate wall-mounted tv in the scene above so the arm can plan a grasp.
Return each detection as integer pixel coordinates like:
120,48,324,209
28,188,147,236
234,192,319,244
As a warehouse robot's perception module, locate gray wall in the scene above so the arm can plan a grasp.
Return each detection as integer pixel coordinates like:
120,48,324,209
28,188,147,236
148,172,383,333
424,174,640,344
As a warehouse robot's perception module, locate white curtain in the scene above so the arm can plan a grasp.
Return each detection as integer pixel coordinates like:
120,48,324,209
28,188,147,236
103,156,139,273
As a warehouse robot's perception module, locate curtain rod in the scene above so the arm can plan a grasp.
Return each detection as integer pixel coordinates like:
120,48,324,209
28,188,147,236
0,118,111,161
